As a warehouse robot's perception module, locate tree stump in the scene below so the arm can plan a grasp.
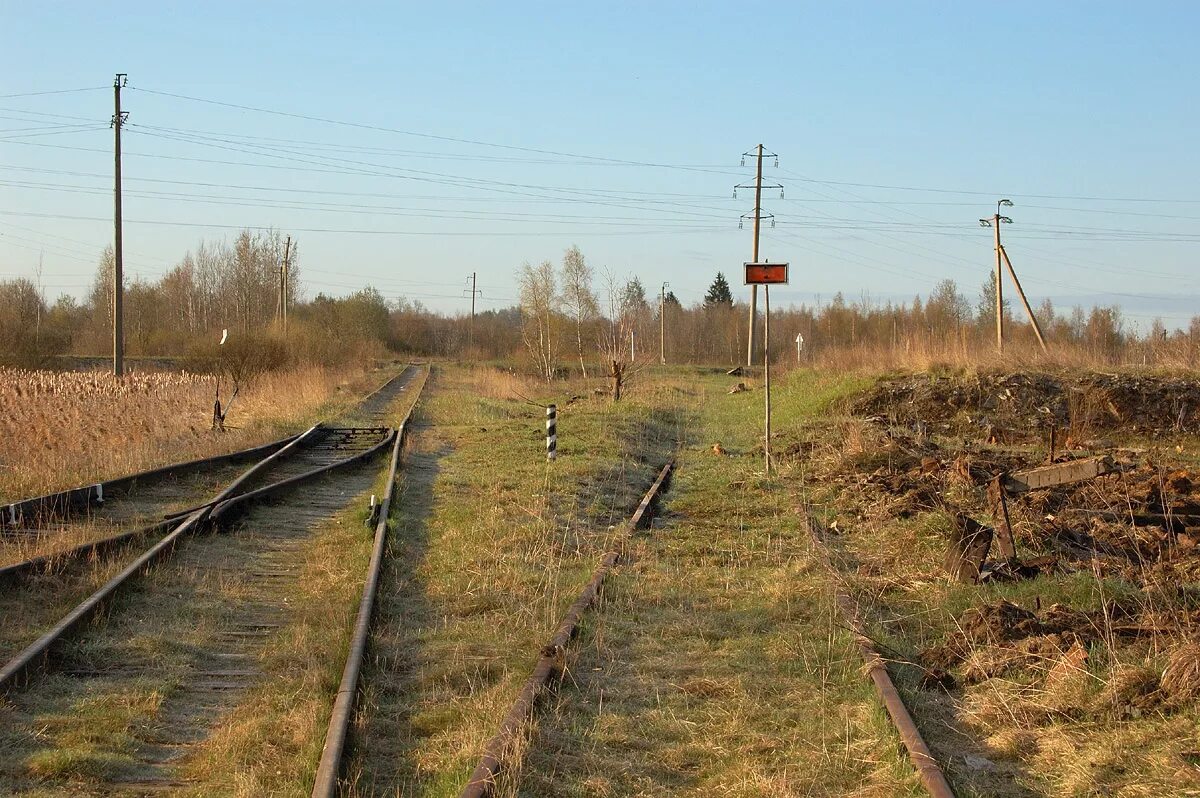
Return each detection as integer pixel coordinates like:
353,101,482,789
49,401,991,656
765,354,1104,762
945,514,993,584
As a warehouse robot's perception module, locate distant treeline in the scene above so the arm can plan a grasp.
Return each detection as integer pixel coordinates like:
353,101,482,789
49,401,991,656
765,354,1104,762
2,233,1197,372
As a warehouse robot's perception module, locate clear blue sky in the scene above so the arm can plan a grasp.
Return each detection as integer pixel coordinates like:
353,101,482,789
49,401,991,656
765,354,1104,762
3,2,1198,330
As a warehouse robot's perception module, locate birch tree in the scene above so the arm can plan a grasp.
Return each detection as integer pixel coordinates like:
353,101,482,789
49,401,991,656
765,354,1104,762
558,245,598,378
518,260,559,381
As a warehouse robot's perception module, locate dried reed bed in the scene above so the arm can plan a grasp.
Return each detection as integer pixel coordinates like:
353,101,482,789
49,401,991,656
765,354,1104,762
466,363,552,402
801,337,1200,374
0,365,364,502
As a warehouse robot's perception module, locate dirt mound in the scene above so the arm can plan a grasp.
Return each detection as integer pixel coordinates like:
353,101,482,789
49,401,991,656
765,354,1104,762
960,601,1043,644
921,600,1100,676
851,371,1200,441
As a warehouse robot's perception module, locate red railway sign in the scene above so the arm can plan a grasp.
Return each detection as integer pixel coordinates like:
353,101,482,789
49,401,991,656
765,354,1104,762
744,262,789,285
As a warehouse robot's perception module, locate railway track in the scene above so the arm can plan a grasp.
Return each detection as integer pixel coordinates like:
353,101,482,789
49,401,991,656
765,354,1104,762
303,451,674,798
0,368,415,584
0,433,300,574
457,461,674,798
0,365,427,796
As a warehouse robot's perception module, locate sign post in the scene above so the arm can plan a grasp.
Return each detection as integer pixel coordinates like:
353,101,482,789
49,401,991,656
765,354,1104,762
744,263,788,476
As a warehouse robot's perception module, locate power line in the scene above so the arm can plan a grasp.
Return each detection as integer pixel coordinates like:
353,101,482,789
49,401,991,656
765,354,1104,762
0,164,732,205
0,87,107,99
779,169,1200,204
128,85,744,176
0,178,737,226
0,209,733,237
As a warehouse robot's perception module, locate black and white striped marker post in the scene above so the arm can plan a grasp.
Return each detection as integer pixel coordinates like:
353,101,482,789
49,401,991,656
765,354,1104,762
546,404,557,461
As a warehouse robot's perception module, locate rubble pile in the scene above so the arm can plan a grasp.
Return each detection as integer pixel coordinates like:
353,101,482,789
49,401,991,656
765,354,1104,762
851,371,1200,442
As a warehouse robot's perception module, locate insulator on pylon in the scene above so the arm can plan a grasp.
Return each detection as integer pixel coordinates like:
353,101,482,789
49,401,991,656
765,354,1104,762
771,218,776,228
740,157,745,167
774,157,779,167
780,188,785,199
738,219,744,230
732,189,738,199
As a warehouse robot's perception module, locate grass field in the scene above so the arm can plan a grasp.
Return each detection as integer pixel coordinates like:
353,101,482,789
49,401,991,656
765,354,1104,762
6,359,1194,796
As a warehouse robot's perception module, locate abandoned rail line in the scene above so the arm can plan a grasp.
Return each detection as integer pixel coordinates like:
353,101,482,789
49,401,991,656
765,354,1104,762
0,365,426,793
0,364,1018,797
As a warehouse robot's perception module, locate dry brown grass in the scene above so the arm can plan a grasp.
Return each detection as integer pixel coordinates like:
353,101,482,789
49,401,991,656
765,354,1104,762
465,363,559,402
803,336,1200,375
0,365,372,502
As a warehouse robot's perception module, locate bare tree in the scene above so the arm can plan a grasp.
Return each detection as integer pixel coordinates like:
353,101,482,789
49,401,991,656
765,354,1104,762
558,245,599,378
596,269,652,401
518,260,559,382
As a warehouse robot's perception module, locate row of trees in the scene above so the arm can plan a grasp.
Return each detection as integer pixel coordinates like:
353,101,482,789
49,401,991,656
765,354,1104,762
2,236,1198,373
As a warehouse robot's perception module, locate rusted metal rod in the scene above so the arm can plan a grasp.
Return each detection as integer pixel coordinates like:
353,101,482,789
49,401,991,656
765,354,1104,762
0,426,386,584
0,507,206,692
461,550,619,798
460,460,674,798
804,512,956,798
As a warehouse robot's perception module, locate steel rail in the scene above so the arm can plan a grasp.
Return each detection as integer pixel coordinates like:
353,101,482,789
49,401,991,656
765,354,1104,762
357,366,415,410
803,511,957,798
0,426,400,584
0,517,174,583
309,365,428,798
309,425,410,796
2,430,303,527
460,460,674,798
0,425,322,583
0,370,415,581
0,423,395,693
2,366,414,529
209,428,396,524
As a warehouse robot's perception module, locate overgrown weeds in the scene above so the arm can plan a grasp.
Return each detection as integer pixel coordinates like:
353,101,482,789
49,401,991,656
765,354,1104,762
802,367,1200,796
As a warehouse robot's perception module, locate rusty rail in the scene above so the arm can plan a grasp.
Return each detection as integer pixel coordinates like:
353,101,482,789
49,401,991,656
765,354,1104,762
2,365,412,529
803,511,956,798
309,424,415,794
309,366,427,798
460,460,673,798
209,428,395,525
2,430,303,528
0,423,396,693
0,424,322,584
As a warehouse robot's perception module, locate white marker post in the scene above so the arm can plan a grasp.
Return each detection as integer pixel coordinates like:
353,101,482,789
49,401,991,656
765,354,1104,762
744,262,789,476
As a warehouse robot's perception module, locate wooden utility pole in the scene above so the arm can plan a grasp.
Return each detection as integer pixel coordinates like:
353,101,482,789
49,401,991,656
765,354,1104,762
980,199,1012,352
470,271,477,354
993,214,1003,352
735,145,781,366
980,201,1048,354
747,145,763,367
659,281,668,365
112,73,127,377
281,235,291,335
278,246,285,324
1000,245,1049,353
763,284,772,475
